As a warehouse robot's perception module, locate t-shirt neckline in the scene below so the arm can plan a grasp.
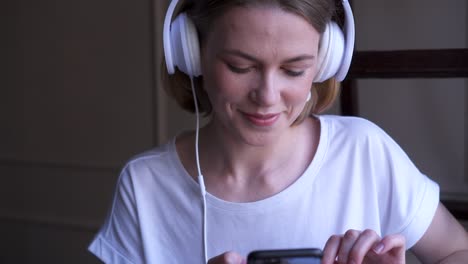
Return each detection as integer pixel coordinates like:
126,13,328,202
170,115,329,213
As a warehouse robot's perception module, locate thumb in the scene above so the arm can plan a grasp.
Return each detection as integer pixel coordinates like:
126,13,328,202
208,251,246,264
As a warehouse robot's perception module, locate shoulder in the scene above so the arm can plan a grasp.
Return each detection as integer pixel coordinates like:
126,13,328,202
320,114,381,130
319,115,390,143
112,139,181,192
317,115,440,244
318,115,412,172
123,140,175,171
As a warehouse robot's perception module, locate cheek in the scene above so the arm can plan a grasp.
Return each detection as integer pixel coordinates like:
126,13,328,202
202,71,235,108
204,64,250,103
282,78,314,104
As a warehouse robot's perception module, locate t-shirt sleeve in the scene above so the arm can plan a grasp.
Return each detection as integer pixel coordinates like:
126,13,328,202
396,175,439,249
369,121,440,249
88,165,143,264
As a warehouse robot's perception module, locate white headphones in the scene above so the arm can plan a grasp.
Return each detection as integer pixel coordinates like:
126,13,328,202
163,0,355,82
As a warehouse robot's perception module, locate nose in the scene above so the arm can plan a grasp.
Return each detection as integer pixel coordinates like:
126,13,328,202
250,71,280,106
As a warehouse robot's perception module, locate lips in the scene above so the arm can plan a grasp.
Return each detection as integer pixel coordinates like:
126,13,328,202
243,112,280,127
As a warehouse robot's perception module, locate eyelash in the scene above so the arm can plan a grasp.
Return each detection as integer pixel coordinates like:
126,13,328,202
227,64,251,74
284,69,305,77
227,64,305,77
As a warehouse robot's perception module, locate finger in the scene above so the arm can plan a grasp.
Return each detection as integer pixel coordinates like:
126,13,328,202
373,234,406,255
208,251,246,264
347,229,381,263
337,229,361,263
322,234,342,264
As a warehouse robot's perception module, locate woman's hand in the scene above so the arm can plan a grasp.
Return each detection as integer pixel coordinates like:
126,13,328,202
322,229,406,264
208,251,246,264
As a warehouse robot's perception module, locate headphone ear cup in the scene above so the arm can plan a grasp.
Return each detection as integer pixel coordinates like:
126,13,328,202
314,22,345,83
170,13,202,77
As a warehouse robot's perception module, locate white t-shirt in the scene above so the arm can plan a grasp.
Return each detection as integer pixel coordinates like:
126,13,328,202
88,115,439,264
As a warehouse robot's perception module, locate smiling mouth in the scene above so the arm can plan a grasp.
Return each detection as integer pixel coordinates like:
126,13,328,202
243,113,280,127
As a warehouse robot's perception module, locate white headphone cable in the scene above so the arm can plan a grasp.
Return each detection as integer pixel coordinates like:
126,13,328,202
189,76,208,263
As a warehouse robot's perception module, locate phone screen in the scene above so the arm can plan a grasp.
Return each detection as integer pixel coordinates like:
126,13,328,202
249,257,320,264
247,248,322,264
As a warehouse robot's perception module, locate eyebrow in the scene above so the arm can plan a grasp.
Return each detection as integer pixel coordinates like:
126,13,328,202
221,49,315,63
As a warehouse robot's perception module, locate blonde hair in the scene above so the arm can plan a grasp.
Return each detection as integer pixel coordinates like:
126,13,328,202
161,0,340,123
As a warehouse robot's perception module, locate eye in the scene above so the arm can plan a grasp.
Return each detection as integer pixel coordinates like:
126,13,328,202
284,69,305,77
227,64,252,74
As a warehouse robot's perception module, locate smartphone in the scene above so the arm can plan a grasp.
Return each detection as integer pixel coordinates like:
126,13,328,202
247,248,323,264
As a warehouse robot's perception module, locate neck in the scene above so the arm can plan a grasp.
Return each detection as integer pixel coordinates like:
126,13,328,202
202,124,298,177
194,117,319,201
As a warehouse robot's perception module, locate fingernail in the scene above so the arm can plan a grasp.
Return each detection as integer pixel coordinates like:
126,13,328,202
373,243,384,253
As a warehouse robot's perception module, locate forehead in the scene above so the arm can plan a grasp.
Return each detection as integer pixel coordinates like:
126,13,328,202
204,6,320,54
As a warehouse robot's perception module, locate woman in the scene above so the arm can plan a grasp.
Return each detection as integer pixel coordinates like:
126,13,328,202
89,0,468,263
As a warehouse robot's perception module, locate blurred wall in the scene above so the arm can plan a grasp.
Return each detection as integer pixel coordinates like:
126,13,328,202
1,0,157,263
352,2,467,262
353,0,468,201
